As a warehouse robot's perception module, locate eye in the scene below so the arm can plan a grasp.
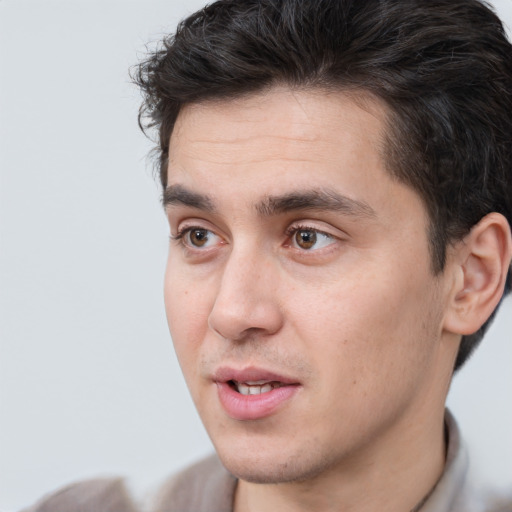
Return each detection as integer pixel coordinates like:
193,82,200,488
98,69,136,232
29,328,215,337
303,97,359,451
289,227,334,250
187,228,211,247
174,227,222,249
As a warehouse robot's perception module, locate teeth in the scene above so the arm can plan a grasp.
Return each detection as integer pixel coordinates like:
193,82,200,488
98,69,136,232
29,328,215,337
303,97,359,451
238,384,250,395
260,384,273,393
234,381,281,395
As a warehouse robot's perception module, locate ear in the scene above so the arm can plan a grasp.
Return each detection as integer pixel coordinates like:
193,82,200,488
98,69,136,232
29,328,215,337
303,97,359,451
443,213,512,336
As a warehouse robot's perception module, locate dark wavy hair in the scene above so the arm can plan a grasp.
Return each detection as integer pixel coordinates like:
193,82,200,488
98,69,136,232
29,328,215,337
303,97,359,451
134,0,512,370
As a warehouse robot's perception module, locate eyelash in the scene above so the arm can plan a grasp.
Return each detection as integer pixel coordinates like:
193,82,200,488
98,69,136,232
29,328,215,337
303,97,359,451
171,224,335,250
170,226,213,245
285,224,336,249
285,224,330,239
170,226,196,242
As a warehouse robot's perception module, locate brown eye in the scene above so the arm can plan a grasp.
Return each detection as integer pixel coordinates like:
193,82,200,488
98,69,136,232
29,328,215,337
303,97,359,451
290,227,335,251
188,228,209,247
295,229,317,249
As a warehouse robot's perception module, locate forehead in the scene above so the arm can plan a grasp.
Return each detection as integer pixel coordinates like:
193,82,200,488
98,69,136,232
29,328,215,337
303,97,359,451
166,87,426,233
169,88,386,183
170,87,386,155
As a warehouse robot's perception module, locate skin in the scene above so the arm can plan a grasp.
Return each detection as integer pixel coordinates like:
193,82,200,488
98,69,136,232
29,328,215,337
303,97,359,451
163,87,470,511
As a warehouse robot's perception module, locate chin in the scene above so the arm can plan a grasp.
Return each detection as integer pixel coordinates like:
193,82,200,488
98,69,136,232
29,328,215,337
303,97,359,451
216,446,333,484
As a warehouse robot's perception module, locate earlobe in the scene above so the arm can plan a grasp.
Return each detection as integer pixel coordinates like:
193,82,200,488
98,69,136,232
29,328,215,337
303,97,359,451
443,213,512,336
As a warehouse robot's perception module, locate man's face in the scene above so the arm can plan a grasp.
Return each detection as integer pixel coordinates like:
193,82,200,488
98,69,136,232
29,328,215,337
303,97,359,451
164,87,454,483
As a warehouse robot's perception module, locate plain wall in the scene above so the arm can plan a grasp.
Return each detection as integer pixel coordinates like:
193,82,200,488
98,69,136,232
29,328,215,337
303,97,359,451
1,0,511,510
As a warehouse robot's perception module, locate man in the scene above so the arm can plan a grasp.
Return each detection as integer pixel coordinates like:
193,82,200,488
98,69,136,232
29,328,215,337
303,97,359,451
24,0,511,511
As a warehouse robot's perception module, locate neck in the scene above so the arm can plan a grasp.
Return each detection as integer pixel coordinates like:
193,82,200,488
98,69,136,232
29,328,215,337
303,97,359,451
233,405,447,512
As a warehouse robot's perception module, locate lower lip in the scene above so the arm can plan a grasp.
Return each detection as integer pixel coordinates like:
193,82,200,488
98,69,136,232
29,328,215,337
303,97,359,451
216,382,299,421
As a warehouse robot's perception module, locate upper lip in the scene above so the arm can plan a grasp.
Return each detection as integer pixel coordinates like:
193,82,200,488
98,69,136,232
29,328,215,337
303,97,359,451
213,366,300,385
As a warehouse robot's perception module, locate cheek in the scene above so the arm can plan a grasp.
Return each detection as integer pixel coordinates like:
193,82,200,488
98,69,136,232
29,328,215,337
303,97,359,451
164,262,211,375
284,269,443,449
288,263,440,386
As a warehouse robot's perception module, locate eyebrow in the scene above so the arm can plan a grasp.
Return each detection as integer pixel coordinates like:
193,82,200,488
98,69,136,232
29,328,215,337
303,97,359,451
163,184,216,212
163,184,376,219
256,189,377,219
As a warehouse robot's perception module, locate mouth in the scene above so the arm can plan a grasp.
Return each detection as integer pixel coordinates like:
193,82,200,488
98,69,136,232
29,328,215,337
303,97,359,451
228,379,287,396
213,367,301,420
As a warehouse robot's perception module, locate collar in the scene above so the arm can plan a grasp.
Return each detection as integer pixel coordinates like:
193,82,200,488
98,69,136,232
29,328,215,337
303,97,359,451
420,409,479,512
150,410,478,512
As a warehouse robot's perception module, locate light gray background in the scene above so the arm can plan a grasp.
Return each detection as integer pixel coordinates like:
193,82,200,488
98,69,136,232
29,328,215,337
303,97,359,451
0,1,511,510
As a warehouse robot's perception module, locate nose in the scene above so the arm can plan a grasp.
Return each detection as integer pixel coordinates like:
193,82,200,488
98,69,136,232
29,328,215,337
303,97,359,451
208,247,284,342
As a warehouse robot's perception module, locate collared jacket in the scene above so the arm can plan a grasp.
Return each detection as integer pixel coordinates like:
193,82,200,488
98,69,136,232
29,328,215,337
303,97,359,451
22,412,512,512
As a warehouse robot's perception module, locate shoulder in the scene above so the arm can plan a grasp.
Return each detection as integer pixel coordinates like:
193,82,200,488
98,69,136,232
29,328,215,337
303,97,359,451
19,456,236,512
422,410,512,512
20,477,138,512
149,454,237,512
